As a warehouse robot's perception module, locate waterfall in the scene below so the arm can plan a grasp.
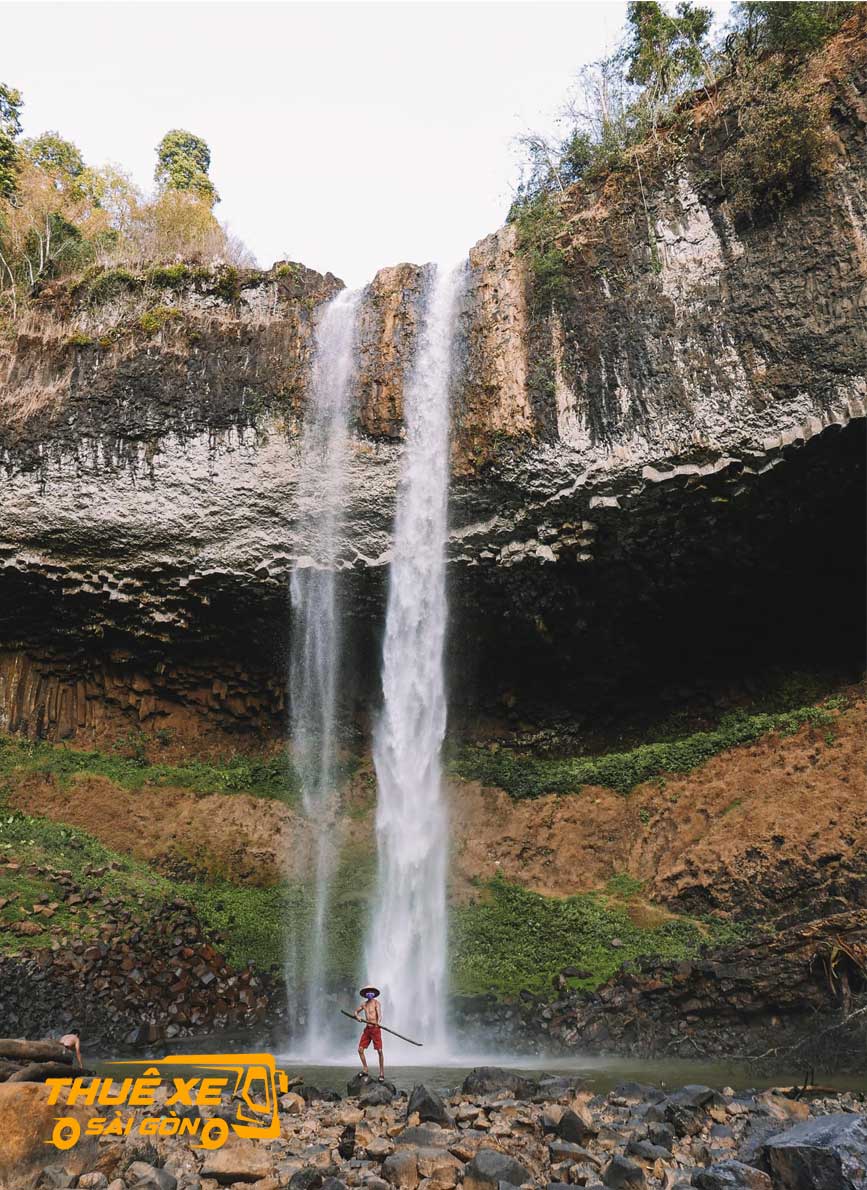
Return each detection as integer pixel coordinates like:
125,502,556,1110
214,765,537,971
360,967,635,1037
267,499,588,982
364,262,467,1052
289,286,361,1052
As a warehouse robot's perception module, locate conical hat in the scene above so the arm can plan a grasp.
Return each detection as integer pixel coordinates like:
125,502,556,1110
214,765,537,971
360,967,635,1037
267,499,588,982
359,984,381,997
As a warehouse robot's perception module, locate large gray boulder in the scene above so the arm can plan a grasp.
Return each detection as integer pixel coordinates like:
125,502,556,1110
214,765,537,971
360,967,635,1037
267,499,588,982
406,1084,454,1127
463,1147,531,1189
692,1161,771,1188
460,1067,537,1100
760,1113,867,1189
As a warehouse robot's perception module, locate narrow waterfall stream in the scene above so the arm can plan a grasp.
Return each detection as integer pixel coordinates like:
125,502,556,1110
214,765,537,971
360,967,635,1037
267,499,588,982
364,262,467,1053
289,287,361,1053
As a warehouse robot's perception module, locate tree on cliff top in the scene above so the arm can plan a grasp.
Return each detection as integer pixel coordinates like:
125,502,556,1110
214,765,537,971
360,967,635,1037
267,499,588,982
0,82,23,199
154,129,219,206
624,1,713,125
24,131,85,181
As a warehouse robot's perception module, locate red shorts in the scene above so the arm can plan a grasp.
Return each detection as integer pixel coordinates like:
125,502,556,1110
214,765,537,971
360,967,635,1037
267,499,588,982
359,1024,383,1051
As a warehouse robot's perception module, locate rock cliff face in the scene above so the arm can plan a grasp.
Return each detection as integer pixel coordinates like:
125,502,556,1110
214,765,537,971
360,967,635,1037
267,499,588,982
0,37,864,742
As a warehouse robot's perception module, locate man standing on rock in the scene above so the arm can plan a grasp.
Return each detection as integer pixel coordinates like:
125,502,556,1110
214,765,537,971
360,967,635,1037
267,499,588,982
354,983,385,1081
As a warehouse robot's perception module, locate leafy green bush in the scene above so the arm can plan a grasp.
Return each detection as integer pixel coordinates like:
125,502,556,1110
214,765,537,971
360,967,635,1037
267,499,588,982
137,305,184,335
720,69,831,224
511,192,570,312
452,701,840,800
146,263,195,289
84,267,141,305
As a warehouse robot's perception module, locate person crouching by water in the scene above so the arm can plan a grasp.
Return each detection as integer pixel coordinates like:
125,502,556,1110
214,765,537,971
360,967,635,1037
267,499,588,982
60,1032,82,1068
355,984,385,1082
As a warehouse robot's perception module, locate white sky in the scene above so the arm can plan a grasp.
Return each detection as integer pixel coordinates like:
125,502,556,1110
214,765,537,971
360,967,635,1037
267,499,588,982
2,0,729,287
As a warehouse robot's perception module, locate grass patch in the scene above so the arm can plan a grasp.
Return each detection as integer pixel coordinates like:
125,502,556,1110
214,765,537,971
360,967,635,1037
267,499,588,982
0,810,178,954
451,876,746,998
0,733,308,804
452,700,843,800
137,306,184,335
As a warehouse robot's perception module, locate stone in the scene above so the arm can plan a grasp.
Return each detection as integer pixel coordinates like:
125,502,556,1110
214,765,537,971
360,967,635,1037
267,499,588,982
0,1082,99,1190
282,1093,307,1115
460,1069,537,1100
366,1138,394,1162
200,1137,274,1184
541,1106,565,1131
320,1180,348,1190
360,1084,397,1108
548,1141,600,1166
406,1086,454,1129
692,1162,772,1189
396,1127,455,1149
760,1113,867,1189
556,1106,597,1145
289,1170,325,1190
125,1166,177,1190
34,1170,76,1190
77,1176,109,1190
602,1155,646,1188
382,1149,419,1189
626,1139,672,1163
415,1147,463,1186
463,1148,531,1190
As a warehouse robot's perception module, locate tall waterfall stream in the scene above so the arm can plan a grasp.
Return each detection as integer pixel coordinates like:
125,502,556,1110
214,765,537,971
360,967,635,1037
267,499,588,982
288,287,362,1054
290,265,465,1057
364,263,467,1053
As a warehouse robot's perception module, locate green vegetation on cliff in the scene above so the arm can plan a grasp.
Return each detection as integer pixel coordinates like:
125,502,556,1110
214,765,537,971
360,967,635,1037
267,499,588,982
452,699,844,799
0,803,735,1000
0,733,303,803
452,876,746,997
511,1,861,306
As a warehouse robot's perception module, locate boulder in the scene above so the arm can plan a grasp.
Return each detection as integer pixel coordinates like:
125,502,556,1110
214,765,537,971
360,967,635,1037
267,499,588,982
128,1170,177,1190
460,1068,537,1100
395,1125,454,1148
33,1170,75,1190
556,1106,597,1145
625,1139,672,1163
366,1137,394,1161
415,1146,463,1186
200,1137,274,1184
289,1170,325,1190
548,1141,601,1166
77,1176,108,1190
692,1162,771,1189
382,1149,419,1190
407,1085,454,1128
360,1082,398,1107
760,1113,867,1189
0,1081,99,1190
602,1155,646,1188
463,1147,530,1190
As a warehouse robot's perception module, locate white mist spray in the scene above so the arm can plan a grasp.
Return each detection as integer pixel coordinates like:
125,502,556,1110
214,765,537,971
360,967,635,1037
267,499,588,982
289,287,361,1052
365,262,467,1052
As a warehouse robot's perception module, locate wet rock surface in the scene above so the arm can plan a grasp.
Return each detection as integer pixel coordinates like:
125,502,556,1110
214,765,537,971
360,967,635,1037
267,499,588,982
1,1067,863,1190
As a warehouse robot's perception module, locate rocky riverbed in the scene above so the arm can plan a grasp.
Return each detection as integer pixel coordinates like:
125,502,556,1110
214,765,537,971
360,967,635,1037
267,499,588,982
3,1064,866,1190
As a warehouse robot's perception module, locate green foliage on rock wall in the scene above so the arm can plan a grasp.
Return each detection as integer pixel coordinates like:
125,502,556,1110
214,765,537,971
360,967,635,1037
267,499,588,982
451,876,745,997
0,733,304,804
453,700,842,800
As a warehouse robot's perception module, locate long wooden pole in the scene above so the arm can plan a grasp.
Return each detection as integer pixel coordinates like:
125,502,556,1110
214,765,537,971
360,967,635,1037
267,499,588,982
340,1009,423,1047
